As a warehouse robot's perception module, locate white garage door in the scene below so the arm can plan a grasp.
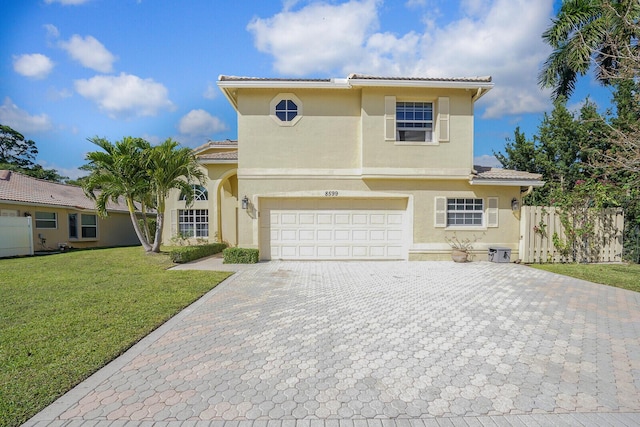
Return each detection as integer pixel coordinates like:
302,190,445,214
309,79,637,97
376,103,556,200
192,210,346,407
270,209,406,260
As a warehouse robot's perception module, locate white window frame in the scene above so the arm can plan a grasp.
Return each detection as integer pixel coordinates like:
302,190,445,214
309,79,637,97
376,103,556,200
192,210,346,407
178,209,209,238
270,93,303,127
446,198,484,227
179,185,208,201
396,101,434,143
385,96,449,145
35,211,57,229
434,196,499,229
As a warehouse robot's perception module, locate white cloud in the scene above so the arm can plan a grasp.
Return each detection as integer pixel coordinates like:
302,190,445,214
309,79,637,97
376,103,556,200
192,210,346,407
474,154,502,168
45,0,91,5
0,97,53,133
203,82,218,100
59,34,116,73
178,110,227,136
248,0,555,118
74,73,175,118
13,54,54,79
44,24,60,38
46,86,73,101
248,0,381,75
38,161,85,180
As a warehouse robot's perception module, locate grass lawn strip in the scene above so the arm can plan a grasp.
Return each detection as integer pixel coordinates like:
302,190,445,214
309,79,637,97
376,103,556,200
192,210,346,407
0,246,231,427
530,263,640,293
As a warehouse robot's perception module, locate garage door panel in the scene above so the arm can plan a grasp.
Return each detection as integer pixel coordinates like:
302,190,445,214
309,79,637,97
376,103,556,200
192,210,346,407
335,214,350,224
387,230,403,241
299,214,315,224
317,214,332,225
281,230,297,240
353,230,367,240
317,230,333,240
270,207,406,260
370,230,385,240
335,230,350,240
281,213,297,224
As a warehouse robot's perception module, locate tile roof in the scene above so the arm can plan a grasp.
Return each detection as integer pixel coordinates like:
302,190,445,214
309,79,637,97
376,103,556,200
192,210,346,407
193,139,238,153
197,151,238,161
0,170,131,212
218,75,333,83
472,166,543,182
349,74,493,83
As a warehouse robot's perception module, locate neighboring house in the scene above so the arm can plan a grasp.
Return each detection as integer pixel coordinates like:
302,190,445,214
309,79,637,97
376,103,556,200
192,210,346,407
163,74,543,260
0,170,142,251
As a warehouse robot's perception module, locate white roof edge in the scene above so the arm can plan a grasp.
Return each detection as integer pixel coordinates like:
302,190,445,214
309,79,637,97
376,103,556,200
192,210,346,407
217,75,493,91
217,79,351,90
348,79,494,90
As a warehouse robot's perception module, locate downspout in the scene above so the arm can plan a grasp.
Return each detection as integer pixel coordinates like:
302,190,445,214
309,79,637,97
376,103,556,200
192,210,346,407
521,185,534,197
471,88,484,102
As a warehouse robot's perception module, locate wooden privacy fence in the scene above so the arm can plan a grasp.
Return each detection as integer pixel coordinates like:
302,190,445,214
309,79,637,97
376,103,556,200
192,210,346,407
519,206,624,263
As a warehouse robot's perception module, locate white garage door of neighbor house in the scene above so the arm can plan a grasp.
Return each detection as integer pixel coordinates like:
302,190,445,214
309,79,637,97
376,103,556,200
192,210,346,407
270,209,406,260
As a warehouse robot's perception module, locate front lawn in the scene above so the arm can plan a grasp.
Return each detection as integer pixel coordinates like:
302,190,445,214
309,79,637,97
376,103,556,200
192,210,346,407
530,263,640,292
0,247,232,427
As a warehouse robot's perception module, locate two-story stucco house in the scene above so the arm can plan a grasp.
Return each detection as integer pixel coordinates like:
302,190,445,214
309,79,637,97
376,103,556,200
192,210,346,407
163,74,543,261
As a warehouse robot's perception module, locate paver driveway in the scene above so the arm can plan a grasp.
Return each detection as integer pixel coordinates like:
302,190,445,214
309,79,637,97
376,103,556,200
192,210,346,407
27,261,640,426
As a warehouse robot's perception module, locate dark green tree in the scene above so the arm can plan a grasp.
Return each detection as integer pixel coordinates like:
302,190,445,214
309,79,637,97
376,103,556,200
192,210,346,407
539,0,640,99
0,124,38,169
0,124,68,182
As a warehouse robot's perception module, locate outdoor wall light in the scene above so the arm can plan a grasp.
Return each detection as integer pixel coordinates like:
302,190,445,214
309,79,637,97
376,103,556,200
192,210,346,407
241,195,249,210
511,197,520,211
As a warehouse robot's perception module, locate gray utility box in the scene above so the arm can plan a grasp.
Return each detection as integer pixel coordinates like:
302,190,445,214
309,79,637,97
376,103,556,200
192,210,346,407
488,247,511,263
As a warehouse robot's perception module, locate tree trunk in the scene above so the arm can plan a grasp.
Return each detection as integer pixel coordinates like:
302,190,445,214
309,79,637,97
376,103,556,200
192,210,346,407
127,199,152,252
151,208,164,253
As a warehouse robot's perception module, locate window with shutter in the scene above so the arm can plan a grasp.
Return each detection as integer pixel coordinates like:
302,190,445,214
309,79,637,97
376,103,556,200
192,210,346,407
434,197,447,227
438,97,449,142
487,197,499,227
384,96,396,141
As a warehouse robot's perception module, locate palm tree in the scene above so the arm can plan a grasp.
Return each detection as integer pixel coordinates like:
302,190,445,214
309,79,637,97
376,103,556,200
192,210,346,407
146,138,206,253
539,0,639,98
83,136,154,252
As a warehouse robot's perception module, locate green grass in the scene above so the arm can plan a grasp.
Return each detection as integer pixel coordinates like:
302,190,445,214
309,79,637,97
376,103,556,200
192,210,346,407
530,263,640,292
0,247,232,427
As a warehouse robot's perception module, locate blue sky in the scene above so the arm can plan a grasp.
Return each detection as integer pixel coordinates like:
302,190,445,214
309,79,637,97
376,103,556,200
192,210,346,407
0,0,612,179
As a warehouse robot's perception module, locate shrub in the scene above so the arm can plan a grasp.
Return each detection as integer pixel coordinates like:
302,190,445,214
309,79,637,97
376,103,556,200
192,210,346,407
223,247,259,264
170,243,227,263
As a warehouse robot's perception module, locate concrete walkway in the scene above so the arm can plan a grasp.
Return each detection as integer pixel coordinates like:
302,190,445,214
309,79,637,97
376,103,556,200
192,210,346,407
25,260,640,426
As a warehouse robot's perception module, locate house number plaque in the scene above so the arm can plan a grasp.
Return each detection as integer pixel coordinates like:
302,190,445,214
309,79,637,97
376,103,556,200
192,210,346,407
324,191,339,197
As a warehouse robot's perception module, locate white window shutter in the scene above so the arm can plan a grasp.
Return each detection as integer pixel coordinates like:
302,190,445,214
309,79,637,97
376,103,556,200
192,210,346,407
434,197,447,228
438,97,450,142
384,96,396,141
487,197,499,227
170,209,178,236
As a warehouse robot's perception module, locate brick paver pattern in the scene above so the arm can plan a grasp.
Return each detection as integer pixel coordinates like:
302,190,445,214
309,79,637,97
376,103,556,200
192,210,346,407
28,261,640,426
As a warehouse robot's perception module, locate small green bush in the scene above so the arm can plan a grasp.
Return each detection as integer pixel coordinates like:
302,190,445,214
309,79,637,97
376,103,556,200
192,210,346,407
223,247,259,264
170,243,227,263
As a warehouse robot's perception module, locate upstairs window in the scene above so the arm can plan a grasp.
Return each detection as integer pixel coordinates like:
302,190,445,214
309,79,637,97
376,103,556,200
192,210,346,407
275,100,298,122
270,93,303,126
396,102,433,142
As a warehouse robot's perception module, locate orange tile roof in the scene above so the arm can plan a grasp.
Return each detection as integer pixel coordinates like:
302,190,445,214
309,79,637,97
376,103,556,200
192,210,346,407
0,170,131,212
472,166,543,182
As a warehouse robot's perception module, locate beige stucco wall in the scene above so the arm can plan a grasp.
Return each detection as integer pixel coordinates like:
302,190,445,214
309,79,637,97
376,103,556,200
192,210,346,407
237,89,362,170
360,87,474,171
0,202,139,250
236,177,523,260
162,164,238,246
